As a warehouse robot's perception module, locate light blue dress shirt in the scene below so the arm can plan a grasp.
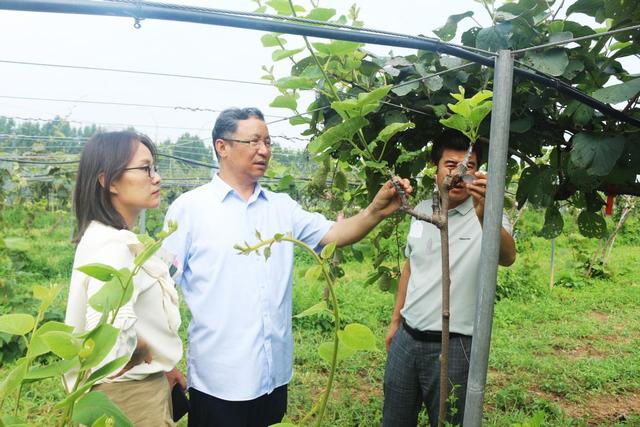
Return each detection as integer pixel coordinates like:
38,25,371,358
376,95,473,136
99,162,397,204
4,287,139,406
163,174,333,401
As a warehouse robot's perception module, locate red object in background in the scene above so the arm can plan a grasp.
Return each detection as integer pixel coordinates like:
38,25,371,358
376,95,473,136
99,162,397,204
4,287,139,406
605,193,614,216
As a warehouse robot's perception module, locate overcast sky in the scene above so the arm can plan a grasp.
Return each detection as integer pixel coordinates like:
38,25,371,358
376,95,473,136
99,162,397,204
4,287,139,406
0,0,632,149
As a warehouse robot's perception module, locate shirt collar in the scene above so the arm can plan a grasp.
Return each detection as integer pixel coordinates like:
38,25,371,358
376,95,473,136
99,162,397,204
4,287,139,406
450,196,474,216
211,174,269,203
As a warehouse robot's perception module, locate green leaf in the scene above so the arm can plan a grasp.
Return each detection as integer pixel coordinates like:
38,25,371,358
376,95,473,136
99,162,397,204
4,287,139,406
333,171,347,191
81,324,120,369
294,301,330,318
77,263,119,282
522,49,569,76
88,274,133,316
40,331,82,360
376,122,415,144
510,116,533,134
90,415,114,427
270,94,298,111
0,360,28,402
312,40,363,56
440,115,472,136
331,85,391,118
272,47,304,62
0,314,35,336
85,355,130,385
2,237,29,252
475,24,511,52
578,210,607,238
307,117,369,157
0,415,28,427
73,391,133,427
275,76,316,90
305,7,336,21
549,31,573,43
433,11,474,41
261,33,286,47
304,265,323,284
538,204,564,239
266,0,304,15
321,242,337,260
25,358,78,380
318,340,356,364
591,78,640,104
133,239,162,267
391,81,419,96
337,323,377,351
562,60,585,79
28,320,74,358
570,133,625,176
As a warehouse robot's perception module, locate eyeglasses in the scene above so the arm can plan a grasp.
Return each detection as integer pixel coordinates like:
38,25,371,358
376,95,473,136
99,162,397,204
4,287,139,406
122,164,159,178
222,137,272,150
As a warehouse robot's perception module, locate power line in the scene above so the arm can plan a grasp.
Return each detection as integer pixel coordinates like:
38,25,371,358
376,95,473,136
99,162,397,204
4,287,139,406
0,59,272,87
0,95,288,118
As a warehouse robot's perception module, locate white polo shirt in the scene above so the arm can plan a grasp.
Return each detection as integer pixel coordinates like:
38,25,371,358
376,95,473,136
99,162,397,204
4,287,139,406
401,196,512,336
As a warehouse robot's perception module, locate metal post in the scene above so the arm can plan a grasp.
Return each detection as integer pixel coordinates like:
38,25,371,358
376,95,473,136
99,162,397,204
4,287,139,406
463,50,513,427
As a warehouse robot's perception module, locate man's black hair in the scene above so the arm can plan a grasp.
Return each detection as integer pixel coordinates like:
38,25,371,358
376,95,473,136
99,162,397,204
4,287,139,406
211,107,265,160
430,130,482,166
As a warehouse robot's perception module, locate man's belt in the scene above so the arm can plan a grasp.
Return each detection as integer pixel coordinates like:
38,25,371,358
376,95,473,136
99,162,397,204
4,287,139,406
402,318,469,342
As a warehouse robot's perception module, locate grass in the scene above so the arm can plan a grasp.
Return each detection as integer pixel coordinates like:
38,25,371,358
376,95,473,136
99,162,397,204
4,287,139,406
1,208,639,426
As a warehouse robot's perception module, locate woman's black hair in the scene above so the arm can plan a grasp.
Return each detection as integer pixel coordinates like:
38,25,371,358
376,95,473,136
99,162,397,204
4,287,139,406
73,131,156,242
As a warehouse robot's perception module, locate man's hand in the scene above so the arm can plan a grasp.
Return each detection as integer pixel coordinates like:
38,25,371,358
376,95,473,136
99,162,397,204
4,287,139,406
465,171,487,222
369,177,413,220
385,318,401,352
165,367,187,390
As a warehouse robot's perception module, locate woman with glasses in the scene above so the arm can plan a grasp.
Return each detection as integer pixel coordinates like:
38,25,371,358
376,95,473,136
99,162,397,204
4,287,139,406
65,131,184,426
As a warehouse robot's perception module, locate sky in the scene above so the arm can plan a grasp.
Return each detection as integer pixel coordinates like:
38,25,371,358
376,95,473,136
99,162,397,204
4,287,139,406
0,0,495,149
0,0,634,150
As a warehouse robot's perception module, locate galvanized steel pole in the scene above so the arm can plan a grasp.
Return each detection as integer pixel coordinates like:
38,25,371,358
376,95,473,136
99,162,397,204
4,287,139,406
463,50,514,427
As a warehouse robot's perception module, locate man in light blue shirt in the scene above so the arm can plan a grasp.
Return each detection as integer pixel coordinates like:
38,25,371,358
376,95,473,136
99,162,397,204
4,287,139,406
163,107,411,427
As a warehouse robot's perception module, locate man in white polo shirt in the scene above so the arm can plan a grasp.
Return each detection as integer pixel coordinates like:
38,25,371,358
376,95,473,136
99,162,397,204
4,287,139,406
163,107,411,427
382,131,516,427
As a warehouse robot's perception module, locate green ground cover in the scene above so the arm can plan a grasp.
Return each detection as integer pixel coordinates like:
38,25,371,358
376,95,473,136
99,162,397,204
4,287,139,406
1,208,638,426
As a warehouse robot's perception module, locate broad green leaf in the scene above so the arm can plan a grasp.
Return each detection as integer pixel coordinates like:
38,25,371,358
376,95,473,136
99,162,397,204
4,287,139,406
469,90,493,106
261,33,286,47
333,171,347,191
32,285,57,302
578,210,607,238
321,242,337,260
538,204,564,239
570,133,625,176
337,323,377,351
25,358,78,380
391,81,419,96
549,31,573,43
0,415,28,427
73,391,132,427
510,116,533,133
266,0,304,15
312,40,363,56
305,7,336,21
562,60,585,79
2,237,29,252
28,321,74,358
318,340,356,364
272,48,304,62
270,94,298,111
294,301,331,319
424,75,444,92
85,355,130,384
81,324,120,369
440,115,472,135
0,314,35,336
433,11,474,41
469,102,493,128
88,275,133,315
90,415,114,427
41,331,82,360
307,117,369,156
0,359,27,401
522,49,569,76
275,76,316,90
304,265,323,284
591,78,640,104
376,122,415,144
77,263,119,282
475,24,511,52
